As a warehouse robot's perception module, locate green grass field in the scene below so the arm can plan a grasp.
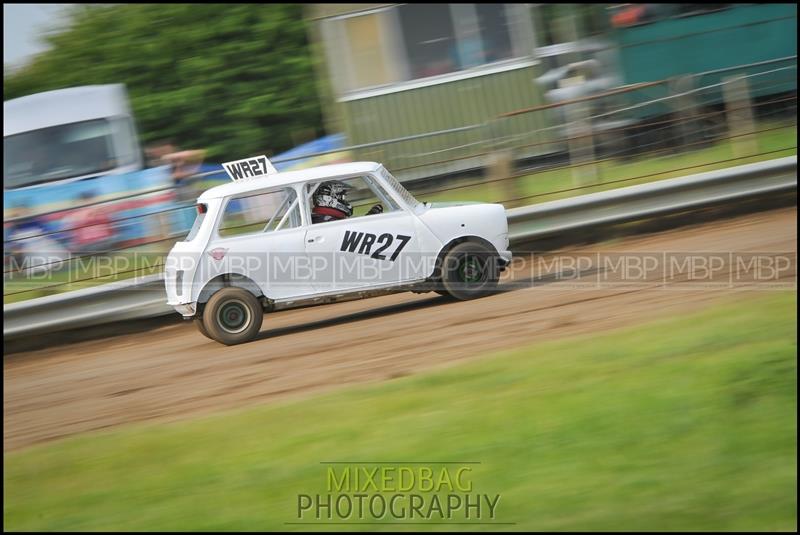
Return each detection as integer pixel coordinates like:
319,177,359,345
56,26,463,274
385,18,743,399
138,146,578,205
418,122,797,207
4,291,796,531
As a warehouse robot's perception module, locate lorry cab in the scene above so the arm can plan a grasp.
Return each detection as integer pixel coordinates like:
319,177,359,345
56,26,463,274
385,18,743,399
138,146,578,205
3,84,143,190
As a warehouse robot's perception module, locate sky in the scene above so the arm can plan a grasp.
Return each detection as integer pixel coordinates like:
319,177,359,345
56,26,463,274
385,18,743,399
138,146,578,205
3,4,73,69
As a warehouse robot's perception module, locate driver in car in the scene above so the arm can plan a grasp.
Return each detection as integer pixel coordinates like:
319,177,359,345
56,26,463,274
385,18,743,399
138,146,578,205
311,181,383,223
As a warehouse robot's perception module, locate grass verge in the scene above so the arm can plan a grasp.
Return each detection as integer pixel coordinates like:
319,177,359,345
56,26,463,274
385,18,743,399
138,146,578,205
417,122,797,206
4,291,797,531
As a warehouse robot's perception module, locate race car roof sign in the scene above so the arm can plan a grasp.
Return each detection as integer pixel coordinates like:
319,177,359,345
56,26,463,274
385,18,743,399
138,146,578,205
222,155,278,182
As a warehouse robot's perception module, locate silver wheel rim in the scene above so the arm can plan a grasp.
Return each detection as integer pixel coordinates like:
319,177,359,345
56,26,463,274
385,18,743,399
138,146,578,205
216,299,252,334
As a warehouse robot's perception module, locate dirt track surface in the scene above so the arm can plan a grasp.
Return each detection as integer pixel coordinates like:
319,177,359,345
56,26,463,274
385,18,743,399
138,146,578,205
4,208,797,452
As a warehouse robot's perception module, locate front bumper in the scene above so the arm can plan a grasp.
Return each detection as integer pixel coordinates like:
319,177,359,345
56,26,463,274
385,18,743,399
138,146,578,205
498,249,513,270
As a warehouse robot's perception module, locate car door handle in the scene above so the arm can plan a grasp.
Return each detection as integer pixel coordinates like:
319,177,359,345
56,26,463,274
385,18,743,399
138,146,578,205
308,236,324,243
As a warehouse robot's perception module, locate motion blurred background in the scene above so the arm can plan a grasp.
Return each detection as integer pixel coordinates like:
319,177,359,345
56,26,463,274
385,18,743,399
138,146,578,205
3,3,796,301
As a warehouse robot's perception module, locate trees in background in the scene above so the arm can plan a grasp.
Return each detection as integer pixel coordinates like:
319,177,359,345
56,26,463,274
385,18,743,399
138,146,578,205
4,4,324,161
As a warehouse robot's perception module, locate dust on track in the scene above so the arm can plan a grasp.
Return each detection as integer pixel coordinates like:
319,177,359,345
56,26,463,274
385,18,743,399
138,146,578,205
4,207,796,452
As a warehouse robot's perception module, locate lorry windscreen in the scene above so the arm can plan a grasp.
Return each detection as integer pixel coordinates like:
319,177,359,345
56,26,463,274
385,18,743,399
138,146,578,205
4,118,117,189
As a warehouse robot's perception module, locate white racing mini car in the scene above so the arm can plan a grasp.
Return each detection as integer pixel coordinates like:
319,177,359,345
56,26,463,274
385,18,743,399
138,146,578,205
165,157,512,345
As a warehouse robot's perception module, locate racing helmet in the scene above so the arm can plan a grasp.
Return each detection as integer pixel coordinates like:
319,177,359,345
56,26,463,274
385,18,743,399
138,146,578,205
313,181,353,218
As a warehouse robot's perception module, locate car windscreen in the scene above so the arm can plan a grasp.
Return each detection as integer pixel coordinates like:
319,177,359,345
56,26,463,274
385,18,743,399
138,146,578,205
3,119,117,189
378,167,420,209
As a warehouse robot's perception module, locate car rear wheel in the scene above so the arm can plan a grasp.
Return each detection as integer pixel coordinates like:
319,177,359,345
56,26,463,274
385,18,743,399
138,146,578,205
203,287,263,345
440,241,500,300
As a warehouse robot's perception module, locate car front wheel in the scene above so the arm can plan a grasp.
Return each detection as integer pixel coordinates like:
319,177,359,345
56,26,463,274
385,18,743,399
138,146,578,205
202,287,263,345
440,241,500,300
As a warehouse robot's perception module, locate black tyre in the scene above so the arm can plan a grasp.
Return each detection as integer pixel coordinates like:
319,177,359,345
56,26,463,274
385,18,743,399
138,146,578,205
440,241,500,300
194,317,213,340
202,287,263,345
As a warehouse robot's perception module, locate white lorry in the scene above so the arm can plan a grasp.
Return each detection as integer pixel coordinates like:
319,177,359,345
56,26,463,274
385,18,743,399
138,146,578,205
4,84,144,190
165,158,511,345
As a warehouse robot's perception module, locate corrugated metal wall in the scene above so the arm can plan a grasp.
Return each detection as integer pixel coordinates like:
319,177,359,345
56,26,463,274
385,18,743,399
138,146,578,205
342,65,557,180
308,3,558,180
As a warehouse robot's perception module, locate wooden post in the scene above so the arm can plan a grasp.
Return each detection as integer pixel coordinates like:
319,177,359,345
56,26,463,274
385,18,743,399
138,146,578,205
486,148,515,204
560,75,597,187
723,75,757,158
669,74,698,151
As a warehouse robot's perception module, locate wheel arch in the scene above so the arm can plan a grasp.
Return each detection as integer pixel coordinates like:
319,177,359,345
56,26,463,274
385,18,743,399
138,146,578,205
429,235,499,280
196,273,266,309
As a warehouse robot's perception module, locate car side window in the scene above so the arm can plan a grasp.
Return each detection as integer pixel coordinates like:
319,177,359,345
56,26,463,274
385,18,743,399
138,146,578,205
305,175,400,225
218,187,300,237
